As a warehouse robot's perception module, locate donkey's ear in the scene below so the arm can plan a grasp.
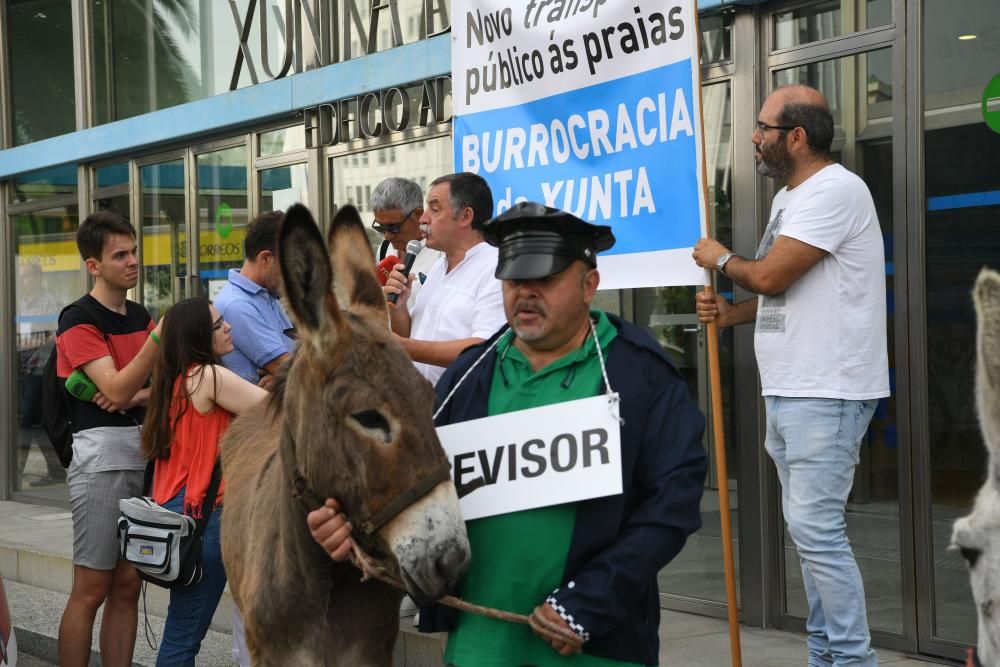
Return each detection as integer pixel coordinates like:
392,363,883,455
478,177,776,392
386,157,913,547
974,268,1000,459
327,205,389,326
278,204,339,337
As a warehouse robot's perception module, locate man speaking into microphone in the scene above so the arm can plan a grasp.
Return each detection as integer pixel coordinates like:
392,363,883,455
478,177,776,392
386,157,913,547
370,177,440,302
383,172,505,386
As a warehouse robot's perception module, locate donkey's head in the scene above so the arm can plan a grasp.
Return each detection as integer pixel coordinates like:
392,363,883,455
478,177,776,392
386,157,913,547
276,203,469,601
952,268,1000,665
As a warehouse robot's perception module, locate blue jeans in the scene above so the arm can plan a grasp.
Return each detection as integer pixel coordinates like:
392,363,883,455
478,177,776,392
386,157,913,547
764,396,878,667
156,489,227,667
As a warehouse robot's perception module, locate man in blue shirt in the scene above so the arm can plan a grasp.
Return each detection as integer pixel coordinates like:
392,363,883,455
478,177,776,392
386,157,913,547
214,211,294,389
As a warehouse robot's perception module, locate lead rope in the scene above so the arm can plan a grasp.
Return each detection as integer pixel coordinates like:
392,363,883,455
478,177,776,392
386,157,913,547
348,542,584,652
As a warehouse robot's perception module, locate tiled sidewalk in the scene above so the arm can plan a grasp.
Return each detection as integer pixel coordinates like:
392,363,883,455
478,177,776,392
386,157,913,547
0,500,953,666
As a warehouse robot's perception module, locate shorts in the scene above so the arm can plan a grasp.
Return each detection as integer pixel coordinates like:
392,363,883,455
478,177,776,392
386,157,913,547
68,469,144,570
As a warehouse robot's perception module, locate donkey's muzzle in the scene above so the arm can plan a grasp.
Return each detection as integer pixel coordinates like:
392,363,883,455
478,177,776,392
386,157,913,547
384,481,471,602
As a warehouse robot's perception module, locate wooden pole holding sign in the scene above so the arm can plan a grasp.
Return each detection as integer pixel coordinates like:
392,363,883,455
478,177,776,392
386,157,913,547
694,13,742,667
704,309,743,667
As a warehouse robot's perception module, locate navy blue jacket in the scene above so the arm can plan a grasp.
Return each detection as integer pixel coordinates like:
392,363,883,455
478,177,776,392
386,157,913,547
421,314,707,665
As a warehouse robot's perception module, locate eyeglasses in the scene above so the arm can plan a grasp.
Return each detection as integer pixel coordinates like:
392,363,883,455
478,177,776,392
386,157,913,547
755,121,797,134
371,208,418,234
212,316,225,331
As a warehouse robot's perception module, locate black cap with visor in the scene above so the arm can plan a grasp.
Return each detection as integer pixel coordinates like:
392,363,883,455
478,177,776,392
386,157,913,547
481,202,615,280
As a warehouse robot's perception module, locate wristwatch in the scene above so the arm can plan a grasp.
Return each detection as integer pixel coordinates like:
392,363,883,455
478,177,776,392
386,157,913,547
715,252,734,277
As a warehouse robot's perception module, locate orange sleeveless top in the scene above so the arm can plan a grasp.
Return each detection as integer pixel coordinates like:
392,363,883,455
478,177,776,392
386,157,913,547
152,372,233,517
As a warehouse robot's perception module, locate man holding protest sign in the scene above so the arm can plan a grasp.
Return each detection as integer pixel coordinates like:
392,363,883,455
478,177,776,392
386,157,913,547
693,85,889,667
415,202,706,664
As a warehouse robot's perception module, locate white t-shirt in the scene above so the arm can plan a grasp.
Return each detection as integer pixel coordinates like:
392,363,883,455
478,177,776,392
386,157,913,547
409,241,505,385
378,240,441,303
754,163,890,400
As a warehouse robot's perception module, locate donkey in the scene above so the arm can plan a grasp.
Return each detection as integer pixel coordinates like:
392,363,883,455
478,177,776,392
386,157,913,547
220,204,470,666
952,268,1000,667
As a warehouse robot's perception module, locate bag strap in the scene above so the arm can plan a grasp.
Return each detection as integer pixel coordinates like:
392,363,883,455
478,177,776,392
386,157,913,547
142,460,155,496
191,459,223,538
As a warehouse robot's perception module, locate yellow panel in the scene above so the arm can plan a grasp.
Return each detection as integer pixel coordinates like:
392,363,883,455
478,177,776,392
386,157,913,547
18,229,247,271
18,240,81,272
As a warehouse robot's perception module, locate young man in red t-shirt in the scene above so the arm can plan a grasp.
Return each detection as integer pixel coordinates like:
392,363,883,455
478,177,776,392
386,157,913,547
56,210,162,667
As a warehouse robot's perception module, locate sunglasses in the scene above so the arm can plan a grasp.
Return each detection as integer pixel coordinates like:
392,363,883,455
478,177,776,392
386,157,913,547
371,207,418,234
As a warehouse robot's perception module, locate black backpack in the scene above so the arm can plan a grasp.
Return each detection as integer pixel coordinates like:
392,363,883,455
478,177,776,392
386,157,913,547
41,299,107,468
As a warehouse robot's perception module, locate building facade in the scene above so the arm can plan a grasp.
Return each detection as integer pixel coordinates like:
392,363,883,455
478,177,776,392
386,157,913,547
1,0,997,662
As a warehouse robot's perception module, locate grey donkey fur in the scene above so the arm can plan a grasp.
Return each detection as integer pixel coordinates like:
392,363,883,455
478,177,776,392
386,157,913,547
953,268,1000,666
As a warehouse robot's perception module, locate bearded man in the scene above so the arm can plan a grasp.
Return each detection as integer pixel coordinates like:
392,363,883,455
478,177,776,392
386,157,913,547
693,84,890,667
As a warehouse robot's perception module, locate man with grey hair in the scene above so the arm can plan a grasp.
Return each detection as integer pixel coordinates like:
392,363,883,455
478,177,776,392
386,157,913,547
370,177,441,301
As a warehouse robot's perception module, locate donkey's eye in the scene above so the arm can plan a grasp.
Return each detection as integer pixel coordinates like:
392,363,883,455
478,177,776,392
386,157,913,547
961,546,982,569
351,410,392,443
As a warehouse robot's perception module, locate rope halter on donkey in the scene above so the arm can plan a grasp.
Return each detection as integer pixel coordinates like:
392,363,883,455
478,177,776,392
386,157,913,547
280,318,627,655
348,541,585,653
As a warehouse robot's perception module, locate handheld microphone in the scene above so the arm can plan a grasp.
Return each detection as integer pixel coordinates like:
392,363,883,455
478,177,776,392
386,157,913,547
387,240,423,305
376,255,400,286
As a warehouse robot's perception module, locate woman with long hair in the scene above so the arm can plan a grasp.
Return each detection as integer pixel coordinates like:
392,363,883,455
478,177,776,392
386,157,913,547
141,297,267,666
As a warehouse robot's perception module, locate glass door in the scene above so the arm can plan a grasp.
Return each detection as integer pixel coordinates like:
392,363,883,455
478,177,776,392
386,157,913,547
138,156,187,320
769,49,905,638
917,0,1000,658
654,78,739,609
12,196,81,500
194,145,249,300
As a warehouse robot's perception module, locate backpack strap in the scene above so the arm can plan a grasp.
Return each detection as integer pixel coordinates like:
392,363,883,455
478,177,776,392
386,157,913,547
377,239,391,261
58,297,110,344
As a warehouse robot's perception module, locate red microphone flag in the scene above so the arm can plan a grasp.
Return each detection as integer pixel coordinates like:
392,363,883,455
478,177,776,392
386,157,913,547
376,255,400,286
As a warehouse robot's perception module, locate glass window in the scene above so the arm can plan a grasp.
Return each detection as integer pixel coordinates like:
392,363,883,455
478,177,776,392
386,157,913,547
13,203,81,498
7,0,75,145
923,0,998,114
12,165,78,204
331,136,453,254
91,0,294,123
89,0,443,125
196,146,248,300
775,49,893,146
773,51,901,634
773,0,892,50
259,163,309,212
700,12,733,66
96,162,129,188
93,162,129,215
922,0,1000,645
139,160,186,319
259,126,306,157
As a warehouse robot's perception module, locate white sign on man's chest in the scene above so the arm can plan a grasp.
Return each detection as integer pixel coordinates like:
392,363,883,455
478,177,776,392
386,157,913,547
437,395,623,521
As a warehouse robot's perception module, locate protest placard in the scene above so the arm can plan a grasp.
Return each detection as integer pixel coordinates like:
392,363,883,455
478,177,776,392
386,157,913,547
437,395,622,521
452,0,708,289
